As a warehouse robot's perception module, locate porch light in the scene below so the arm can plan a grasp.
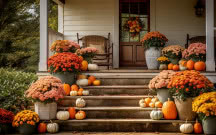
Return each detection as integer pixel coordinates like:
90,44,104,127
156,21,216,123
194,0,205,17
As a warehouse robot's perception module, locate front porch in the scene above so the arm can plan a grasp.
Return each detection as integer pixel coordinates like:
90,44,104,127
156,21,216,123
39,0,216,71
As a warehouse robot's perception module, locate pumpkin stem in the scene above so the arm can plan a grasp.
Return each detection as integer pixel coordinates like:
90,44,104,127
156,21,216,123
167,98,170,101
50,120,53,123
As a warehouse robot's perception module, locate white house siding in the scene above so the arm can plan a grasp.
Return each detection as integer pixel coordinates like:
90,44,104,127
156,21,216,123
63,0,115,43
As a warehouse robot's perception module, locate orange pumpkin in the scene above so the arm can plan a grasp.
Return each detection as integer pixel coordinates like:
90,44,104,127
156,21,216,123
63,84,71,96
79,56,84,61
68,107,76,119
180,60,187,67
194,119,203,134
71,84,79,91
162,98,177,120
75,111,86,120
88,79,92,86
168,63,174,70
144,97,152,107
77,91,83,96
187,60,195,70
149,102,155,108
194,61,206,71
155,101,163,108
81,60,88,71
93,80,101,86
173,65,179,71
88,76,96,83
37,122,47,133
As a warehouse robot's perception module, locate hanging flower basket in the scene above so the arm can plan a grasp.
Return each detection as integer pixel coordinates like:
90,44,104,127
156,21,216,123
123,17,143,38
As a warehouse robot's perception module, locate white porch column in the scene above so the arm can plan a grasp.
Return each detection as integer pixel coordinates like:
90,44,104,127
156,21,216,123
39,0,49,71
206,0,215,71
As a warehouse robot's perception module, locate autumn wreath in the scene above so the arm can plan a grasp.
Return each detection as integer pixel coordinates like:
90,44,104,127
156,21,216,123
123,17,143,37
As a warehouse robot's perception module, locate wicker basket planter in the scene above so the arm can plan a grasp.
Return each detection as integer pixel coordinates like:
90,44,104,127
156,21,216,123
35,102,57,120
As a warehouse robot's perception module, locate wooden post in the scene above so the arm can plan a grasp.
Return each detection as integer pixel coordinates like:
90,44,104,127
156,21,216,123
113,0,119,68
206,0,215,71
39,0,49,71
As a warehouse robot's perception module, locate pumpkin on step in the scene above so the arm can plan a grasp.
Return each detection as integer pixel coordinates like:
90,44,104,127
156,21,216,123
162,98,177,120
155,101,163,108
82,90,89,96
144,96,152,107
38,122,47,133
77,90,83,96
56,110,70,120
68,107,76,119
88,64,99,71
76,79,88,86
71,84,79,91
76,98,86,108
149,102,155,108
81,60,88,71
179,60,187,71
88,76,96,83
75,111,86,120
187,60,195,70
70,91,78,96
47,121,59,133
150,108,163,120
63,84,71,96
168,63,174,70
172,65,179,71
93,80,101,86
151,97,159,103
139,99,146,108
194,119,203,134
194,61,206,71
180,121,194,134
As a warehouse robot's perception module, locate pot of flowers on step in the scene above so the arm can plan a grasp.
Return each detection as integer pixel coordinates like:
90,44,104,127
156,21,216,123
76,47,98,64
168,70,214,121
141,31,168,69
157,56,170,70
12,110,39,135
162,45,185,65
25,76,66,120
193,92,216,135
48,52,83,85
148,70,175,103
0,109,14,134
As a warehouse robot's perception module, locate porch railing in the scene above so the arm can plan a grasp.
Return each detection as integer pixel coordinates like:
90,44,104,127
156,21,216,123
48,28,64,57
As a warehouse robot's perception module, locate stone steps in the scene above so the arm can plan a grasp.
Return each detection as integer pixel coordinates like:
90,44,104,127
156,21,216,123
58,107,160,119
60,95,153,107
50,119,194,132
82,85,155,95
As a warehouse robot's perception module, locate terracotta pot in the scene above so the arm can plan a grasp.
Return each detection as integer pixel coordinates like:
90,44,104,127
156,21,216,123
145,47,161,70
52,72,75,85
157,88,173,103
202,116,216,135
174,98,196,121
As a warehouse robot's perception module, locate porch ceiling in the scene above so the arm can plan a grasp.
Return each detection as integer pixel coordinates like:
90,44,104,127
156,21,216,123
53,0,65,5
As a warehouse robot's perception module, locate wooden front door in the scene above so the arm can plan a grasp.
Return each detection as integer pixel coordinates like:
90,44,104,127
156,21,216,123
119,0,150,67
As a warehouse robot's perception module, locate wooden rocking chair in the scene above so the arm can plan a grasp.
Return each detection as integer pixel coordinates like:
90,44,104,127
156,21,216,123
77,33,113,69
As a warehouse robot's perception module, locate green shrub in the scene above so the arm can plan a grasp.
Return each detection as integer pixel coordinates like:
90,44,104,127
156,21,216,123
0,68,38,113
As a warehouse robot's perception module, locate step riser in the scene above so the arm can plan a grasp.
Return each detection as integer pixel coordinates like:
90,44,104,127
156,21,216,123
59,123,180,132
86,89,155,95
97,78,151,85
60,99,141,107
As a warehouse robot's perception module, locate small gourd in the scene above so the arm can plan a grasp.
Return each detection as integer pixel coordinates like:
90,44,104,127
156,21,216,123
93,80,101,86
76,79,88,86
56,110,70,120
149,102,155,108
139,99,146,108
70,91,78,96
179,64,187,71
81,60,88,71
68,107,76,119
180,121,194,134
150,108,163,120
82,90,89,96
75,110,86,120
37,122,47,133
151,97,159,103
88,64,99,71
76,98,86,108
155,101,163,108
77,90,83,96
47,121,59,133
145,96,152,107
194,119,203,134
63,84,71,96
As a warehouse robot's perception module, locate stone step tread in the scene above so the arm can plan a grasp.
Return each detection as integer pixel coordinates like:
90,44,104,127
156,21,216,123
64,95,154,100
58,106,161,111
82,85,149,89
52,119,194,124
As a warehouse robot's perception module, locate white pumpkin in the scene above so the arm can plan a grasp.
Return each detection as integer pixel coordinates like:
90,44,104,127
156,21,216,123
82,90,89,96
179,65,187,71
70,91,78,96
151,97,159,103
88,64,99,71
139,99,146,108
150,109,163,120
139,98,145,105
47,122,59,133
56,111,70,120
180,122,194,134
76,79,88,86
76,98,86,108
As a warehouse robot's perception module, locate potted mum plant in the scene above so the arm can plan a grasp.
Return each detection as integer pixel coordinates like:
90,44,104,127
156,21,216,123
0,108,14,134
50,40,80,53
168,70,214,121
12,110,39,135
162,45,185,64
48,52,82,85
149,70,175,103
141,31,168,69
157,56,170,70
192,92,216,135
76,47,98,63
25,76,65,120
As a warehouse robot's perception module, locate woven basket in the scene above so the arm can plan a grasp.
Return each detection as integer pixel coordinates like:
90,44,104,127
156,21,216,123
35,102,57,120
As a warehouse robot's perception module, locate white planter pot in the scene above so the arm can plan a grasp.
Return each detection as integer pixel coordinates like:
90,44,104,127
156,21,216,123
35,102,57,120
145,47,161,69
